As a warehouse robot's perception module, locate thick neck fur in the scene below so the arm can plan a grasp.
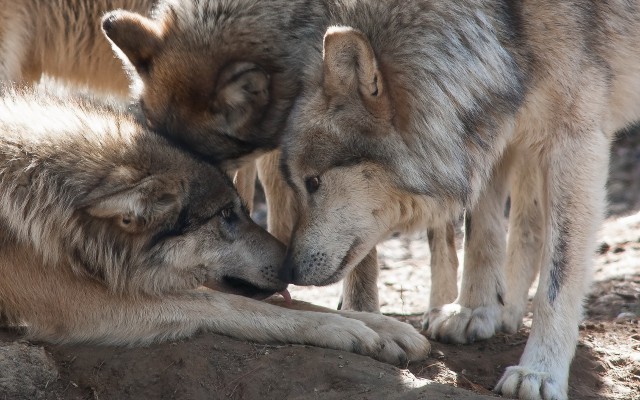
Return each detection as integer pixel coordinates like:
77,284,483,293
278,0,527,208
0,89,185,292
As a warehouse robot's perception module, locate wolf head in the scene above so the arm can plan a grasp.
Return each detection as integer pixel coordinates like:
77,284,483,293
101,1,300,169
279,24,522,285
277,27,463,285
0,90,287,299
76,159,287,299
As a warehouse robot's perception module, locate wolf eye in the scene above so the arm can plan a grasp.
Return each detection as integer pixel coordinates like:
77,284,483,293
305,176,321,194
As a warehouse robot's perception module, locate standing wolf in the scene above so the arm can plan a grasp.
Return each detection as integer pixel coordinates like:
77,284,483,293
0,87,430,364
273,1,640,399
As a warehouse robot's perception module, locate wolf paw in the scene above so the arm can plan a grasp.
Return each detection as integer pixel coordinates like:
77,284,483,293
501,303,526,334
494,366,567,400
310,314,382,357
422,303,501,343
341,311,431,364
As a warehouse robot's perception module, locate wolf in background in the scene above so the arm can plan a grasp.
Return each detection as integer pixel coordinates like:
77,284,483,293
0,87,430,364
0,0,157,97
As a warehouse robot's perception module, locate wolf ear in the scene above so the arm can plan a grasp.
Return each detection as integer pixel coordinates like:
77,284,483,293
214,62,270,132
102,10,163,75
83,173,181,234
322,26,393,120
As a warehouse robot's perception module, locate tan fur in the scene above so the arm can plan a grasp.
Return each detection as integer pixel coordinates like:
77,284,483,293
0,0,156,97
0,87,430,364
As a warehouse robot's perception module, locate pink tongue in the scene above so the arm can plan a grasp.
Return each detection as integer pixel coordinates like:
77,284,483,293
278,289,292,305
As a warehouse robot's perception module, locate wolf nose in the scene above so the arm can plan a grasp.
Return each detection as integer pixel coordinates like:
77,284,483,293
279,254,298,284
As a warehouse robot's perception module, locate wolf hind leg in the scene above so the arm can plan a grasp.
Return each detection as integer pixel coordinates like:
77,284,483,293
425,149,514,343
420,221,460,329
501,150,544,333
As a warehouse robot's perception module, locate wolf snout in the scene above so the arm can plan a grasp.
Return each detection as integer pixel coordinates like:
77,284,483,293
279,249,333,285
278,253,298,284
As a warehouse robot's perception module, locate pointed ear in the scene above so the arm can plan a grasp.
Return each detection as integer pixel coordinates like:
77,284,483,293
82,170,181,233
102,10,163,75
322,26,393,119
214,62,270,132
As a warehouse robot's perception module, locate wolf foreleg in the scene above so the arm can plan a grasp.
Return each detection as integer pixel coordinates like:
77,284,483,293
495,131,606,400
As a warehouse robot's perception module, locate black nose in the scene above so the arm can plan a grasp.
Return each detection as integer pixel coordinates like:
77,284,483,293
279,253,298,283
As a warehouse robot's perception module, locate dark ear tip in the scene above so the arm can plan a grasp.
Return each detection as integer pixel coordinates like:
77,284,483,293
101,13,117,34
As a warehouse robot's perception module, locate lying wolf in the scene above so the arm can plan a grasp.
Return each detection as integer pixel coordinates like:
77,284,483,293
275,2,640,399
0,88,430,364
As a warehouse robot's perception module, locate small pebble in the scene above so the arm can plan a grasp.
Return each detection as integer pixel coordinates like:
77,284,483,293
616,312,637,320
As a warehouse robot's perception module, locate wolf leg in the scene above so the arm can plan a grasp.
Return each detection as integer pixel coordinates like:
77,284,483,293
495,130,606,400
420,221,459,329
425,150,513,343
501,150,544,333
340,221,459,315
30,287,429,365
428,221,460,308
0,4,32,84
340,248,380,312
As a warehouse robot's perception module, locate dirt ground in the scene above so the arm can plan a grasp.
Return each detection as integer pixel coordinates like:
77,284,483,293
1,131,639,399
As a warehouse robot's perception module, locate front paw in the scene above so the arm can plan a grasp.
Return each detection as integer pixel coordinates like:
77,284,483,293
494,366,567,400
309,314,382,358
341,311,431,364
422,303,501,343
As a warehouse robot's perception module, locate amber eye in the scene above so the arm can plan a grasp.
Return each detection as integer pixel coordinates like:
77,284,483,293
305,176,321,194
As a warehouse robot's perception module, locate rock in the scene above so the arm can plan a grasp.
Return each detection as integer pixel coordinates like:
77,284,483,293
0,341,58,400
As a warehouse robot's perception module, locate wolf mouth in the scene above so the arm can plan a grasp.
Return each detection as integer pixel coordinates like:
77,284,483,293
220,276,279,300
